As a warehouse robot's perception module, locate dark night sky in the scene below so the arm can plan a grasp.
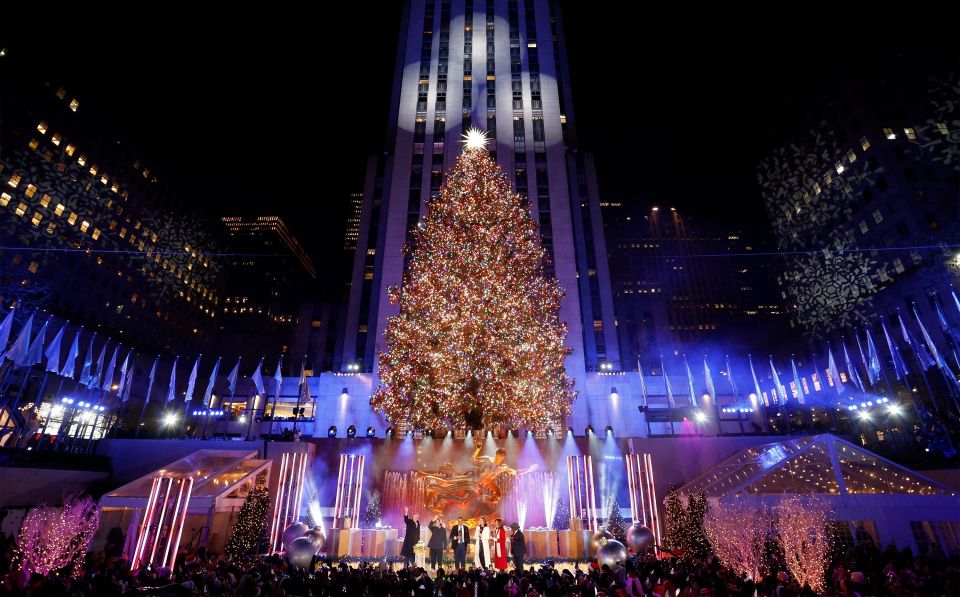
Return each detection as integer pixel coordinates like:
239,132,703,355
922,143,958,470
1,2,956,298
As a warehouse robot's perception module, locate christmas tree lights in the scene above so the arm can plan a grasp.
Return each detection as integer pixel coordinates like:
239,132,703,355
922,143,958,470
775,495,831,593
225,479,270,559
704,499,773,580
371,131,575,429
17,494,99,577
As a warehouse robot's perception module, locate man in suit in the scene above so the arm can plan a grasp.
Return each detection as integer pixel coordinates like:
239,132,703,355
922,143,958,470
448,516,470,570
510,522,526,572
401,506,421,567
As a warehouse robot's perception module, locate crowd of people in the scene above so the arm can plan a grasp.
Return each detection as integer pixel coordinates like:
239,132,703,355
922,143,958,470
0,529,957,597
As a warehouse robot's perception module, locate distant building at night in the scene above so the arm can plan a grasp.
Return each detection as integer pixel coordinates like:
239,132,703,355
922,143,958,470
343,192,363,252
0,77,223,354
218,215,317,364
758,63,959,342
338,0,620,384
604,202,792,362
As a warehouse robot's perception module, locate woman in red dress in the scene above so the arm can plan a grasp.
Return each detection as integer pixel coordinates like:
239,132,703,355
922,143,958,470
493,518,508,570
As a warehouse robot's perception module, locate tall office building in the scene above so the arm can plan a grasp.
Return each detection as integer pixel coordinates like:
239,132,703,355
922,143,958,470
338,0,619,389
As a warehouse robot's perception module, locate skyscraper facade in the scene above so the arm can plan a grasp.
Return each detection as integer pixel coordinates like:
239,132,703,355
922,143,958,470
338,0,620,391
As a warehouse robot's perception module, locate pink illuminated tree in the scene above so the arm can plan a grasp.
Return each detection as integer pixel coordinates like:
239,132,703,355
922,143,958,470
775,495,831,593
17,494,100,577
704,498,773,581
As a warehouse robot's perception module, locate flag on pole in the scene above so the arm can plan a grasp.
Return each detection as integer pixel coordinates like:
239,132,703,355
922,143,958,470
145,356,159,405
250,358,266,396
791,356,805,403
166,356,179,403
749,354,766,406
827,348,845,394
227,357,241,396
184,355,201,403
954,287,960,318
102,345,119,392
44,324,66,374
725,355,739,398
121,367,135,403
914,306,947,369
682,354,697,407
24,316,49,367
900,311,935,370
660,356,676,408
87,341,107,389
298,359,306,389
842,340,865,392
0,307,14,354
4,313,34,366
882,318,908,380
116,350,132,397
637,359,648,408
273,356,284,400
704,358,716,402
60,328,81,379
203,357,221,407
769,357,786,404
935,299,959,344
79,334,96,386
865,328,882,384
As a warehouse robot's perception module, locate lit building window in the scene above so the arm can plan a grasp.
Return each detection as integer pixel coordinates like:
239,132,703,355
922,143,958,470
835,161,844,174
904,128,917,140
846,149,857,163
119,227,127,238
936,122,949,135
364,271,374,280
100,174,109,185
593,319,603,331
69,99,79,112
65,144,76,156
77,154,87,167
51,133,62,146
872,209,883,224
15,202,27,217
859,220,869,234
883,128,896,140
24,184,37,198
812,182,821,195
560,114,567,124
37,121,48,134
44,221,56,235
39,194,51,207
31,211,43,226
7,173,21,188
67,212,78,225
56,87,66,99
111,182,119,193
28,139,39,151
27,261,39,273
92,228,101,240
80,221,90,233
892,258,904,274
89,164,98,176
860,137,870,150
0,193,10,207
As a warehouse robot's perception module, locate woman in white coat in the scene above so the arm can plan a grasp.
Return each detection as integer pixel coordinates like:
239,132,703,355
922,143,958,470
473,515,491,569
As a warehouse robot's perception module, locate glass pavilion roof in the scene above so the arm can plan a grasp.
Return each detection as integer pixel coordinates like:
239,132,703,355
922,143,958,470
680,435,954,497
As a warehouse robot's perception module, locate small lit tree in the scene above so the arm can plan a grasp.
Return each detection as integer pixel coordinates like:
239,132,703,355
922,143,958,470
605,496,627,543
686,491,711,559
362,490,382,529
663,489,685,553
17,494,99,577
704,498,773,580
225,480,270,559
775,495,831,593
552,497,570,531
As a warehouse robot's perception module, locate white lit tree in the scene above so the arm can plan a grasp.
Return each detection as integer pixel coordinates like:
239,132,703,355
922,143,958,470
17,494,99,577
704,498,773,581
775,495,831,593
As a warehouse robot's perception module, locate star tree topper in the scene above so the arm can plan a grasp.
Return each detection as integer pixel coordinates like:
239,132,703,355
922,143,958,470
461,127,490,152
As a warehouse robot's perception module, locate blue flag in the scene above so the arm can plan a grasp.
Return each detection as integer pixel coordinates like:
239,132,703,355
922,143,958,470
44,324,66,374
704,358,716,402
79,334,96,386
864,328,882,385
24,317,49,367
769,357,786,404
725,355,739,398
273,356,284,400
166,356,179,403
882,319,908,380
4,313,34,367
827,348,845,395
683,355,697,407
102,345,119,391
60,329,81,379
791,356,805,404
226,357,241,396
914,306,946,369
0,307,14,354
900,311,935,370
637,359,648,408
116,350,132,397
842,341,865,393
660,356,676,408
749,354,765,406
121,367,135,403
203,357,221,407
250,358,266,396
184,355,201,403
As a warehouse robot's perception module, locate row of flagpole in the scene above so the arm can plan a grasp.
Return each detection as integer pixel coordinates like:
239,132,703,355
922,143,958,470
0,307,312,448
633,291,960,423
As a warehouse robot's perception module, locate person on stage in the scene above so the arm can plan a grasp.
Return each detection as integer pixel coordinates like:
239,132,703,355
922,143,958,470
510,522,526,571
449,516,470,570
401,506,420,567
427,515,447,570
493,518,508,571
473,515,491,569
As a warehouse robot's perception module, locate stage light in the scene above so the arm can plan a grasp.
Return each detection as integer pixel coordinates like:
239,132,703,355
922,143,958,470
163,413,178,426
386,426,395,437
511,429,520,437
328,425,337,437
610,386,618,398
347,424,357,438
887,404,902,416
694,411,707,423
567,427,574,435
367,426,376,437
585,425,594,435
857,411,870,421
239,415,247,423
605,425,613,436
547,427,554,436
62,397,74,404
341,387,349,399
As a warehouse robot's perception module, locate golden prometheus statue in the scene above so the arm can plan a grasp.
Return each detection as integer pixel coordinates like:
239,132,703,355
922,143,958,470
415,445,536,526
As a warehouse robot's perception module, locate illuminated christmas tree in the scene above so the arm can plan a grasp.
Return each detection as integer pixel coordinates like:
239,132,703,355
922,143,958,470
225,479,269,559
371,129,575,430
361,490,382,529
17,494,99,577
604,496,627,543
